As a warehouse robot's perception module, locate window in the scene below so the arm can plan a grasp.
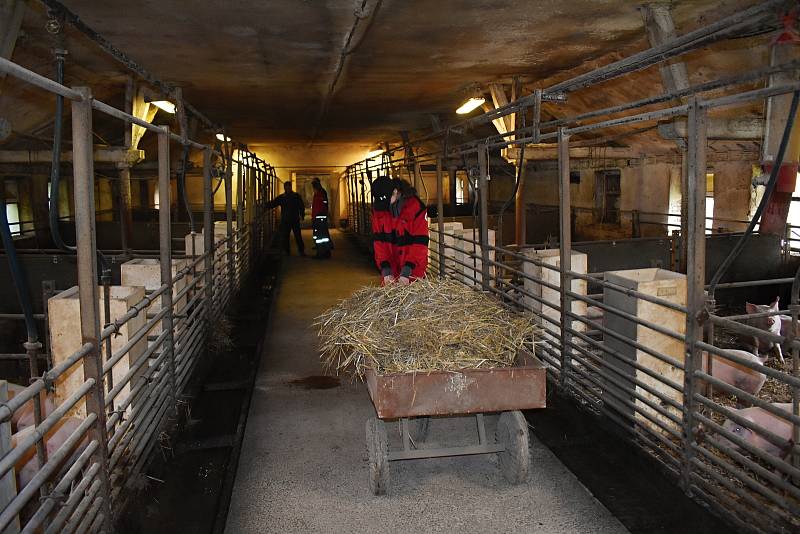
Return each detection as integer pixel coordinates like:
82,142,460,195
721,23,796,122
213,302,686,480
5,202,20,235
594,169,621,224
455,172,470,205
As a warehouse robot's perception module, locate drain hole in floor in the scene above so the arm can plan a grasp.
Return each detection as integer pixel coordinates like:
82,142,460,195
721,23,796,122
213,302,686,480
288,375,341,389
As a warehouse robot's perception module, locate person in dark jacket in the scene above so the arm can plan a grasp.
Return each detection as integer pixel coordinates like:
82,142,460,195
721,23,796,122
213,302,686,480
267,181,305,256
371,177,428,285
311,177,332,259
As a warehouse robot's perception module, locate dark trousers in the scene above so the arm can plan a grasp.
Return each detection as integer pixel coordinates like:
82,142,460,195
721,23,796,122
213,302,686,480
279,221,304,255
312,216,332,257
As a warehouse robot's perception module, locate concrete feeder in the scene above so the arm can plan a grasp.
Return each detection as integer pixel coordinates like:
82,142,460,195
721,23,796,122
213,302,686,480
602,268,686,435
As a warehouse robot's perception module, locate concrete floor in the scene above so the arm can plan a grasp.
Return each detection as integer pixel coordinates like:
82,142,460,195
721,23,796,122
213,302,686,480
225,230,628,534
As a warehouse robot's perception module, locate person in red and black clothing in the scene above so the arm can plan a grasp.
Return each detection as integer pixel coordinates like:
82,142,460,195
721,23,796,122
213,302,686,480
311,177,332,259
370,176,428,285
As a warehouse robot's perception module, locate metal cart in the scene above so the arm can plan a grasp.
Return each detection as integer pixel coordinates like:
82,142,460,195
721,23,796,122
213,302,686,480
364,350,547,495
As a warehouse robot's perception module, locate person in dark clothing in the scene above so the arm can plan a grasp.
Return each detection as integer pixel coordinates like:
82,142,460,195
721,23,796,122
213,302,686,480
267,181,305,256
310,177,332,259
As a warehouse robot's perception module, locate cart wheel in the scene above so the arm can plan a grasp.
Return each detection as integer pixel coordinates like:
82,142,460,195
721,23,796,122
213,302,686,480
411,416,430,443
496,410,530,484
366,417,389,495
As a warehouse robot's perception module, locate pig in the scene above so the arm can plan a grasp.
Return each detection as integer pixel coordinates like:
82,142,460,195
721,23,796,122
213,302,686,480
11,417,86,490
718,403,793,459
700,349,766,397
6,382,56,433
742,298,785,365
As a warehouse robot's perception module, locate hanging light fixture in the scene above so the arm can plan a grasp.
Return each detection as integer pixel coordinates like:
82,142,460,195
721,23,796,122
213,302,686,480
456,85,485,115
456,96,485,115
150,100,176,114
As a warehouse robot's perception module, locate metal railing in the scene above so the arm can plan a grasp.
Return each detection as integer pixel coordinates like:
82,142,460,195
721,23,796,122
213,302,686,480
0,55,277,532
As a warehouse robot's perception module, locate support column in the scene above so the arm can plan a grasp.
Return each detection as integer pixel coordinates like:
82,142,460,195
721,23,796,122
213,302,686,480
225,147,235,294
478,147,490,290
157,127,176,404
202,148,214,325
760,42,800,235
557,127,573,391
71,86,113,532
681,97,707,495
436,156,445,277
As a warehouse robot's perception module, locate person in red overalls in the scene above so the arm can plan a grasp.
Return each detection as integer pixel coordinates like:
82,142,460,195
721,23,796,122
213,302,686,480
370,176,428,285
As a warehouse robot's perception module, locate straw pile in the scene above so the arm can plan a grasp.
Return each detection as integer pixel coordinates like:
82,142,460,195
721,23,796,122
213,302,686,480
315,278,536,377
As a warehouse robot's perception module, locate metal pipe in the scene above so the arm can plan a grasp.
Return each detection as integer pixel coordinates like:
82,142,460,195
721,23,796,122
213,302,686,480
478,145,490,289
157,127,177,408
557,127,572,391
436,156,445,277
69,86,113,530
44,468,100,534
680,97,707,495
203,148,214,328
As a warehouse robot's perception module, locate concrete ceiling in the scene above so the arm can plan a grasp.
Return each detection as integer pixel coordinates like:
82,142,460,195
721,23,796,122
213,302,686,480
0,0,770,155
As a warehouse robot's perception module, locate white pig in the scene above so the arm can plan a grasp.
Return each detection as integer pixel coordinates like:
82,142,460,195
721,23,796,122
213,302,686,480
743,298,785,364
719,403,793,459
7,382,56,433
700,349,766,397
11,417,87,490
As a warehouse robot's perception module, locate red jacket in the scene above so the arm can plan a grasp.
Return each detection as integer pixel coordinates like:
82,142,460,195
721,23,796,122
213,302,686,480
312,189,328,218
371,196,429,280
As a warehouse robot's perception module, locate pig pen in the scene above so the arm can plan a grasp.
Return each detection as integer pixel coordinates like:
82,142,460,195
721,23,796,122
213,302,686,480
426,221,800,533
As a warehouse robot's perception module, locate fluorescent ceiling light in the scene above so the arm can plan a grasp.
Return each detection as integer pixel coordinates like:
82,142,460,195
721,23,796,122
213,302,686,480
151,100,176,114
456,96,485,115
366,149,383,159
216,133,231,142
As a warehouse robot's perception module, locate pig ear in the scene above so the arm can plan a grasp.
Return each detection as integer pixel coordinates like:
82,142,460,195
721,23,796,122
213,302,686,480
771,298,780,310
746,302,757,314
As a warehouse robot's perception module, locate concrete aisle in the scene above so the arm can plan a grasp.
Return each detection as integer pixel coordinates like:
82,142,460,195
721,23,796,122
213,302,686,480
225,230,628,534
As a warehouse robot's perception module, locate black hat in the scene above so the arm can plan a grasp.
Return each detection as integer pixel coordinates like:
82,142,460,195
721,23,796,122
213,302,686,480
371,176,394,212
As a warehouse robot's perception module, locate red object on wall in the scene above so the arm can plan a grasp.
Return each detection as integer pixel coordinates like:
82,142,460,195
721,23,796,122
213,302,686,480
760,162,798,235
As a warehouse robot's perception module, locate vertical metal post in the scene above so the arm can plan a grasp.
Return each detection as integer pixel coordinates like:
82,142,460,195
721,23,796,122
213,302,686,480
679,153,689,272
202,148,214,324
71,86,113,532
246,161,255,263
478,145,490,291
225,148,235,295
557,127,573,391
157,128,176,404
359,175,367,237
681,97,707,495
436,156,445,278
236,153,244,258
